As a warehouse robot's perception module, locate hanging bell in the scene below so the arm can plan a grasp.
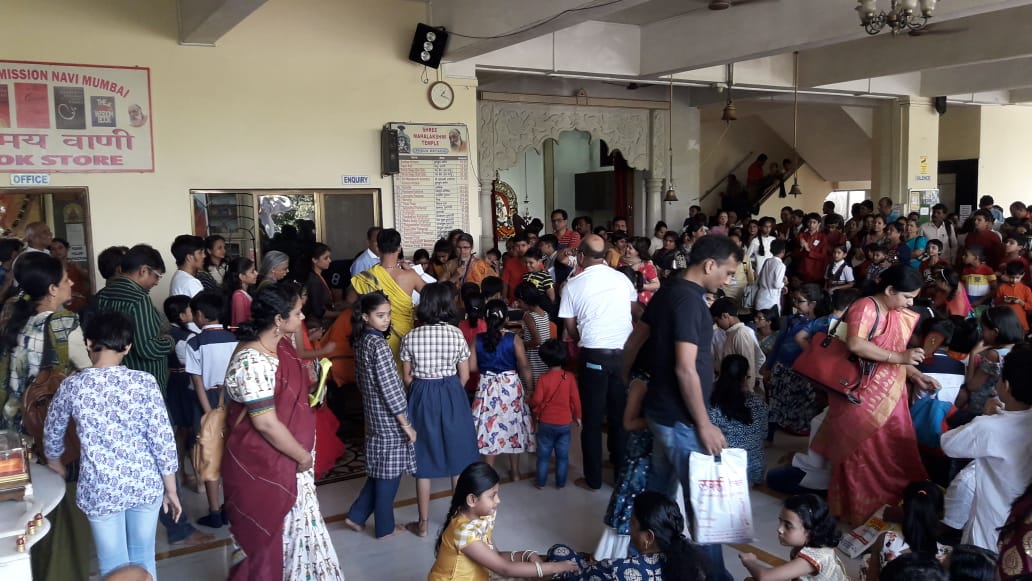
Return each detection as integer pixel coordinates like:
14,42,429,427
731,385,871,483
789,181,803,197
663,188,679,202
721,101,738,123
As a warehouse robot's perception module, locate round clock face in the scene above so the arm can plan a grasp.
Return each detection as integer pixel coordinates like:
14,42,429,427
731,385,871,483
429,81,454,110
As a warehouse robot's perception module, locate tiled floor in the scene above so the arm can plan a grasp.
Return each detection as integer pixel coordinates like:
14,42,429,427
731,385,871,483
155,430,866,580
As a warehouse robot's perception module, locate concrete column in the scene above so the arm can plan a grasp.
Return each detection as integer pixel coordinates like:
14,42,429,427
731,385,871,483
480,177,495,251
872,98,939,207
645,176,663,229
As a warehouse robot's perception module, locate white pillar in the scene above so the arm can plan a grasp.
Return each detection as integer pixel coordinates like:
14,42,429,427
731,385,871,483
645,176,664,229
479,177,495,251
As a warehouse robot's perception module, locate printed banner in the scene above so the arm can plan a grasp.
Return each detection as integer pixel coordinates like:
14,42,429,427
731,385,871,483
0,60,154,172
389,123,470,253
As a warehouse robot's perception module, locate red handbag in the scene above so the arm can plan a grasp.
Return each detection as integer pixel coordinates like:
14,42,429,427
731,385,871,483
791,299,879,405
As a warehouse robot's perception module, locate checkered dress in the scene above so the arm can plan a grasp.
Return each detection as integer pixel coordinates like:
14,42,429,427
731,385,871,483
399,323,470,378
355,331,416,479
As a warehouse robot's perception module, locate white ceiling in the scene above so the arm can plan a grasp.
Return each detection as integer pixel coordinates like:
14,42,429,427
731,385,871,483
437,0,1032,105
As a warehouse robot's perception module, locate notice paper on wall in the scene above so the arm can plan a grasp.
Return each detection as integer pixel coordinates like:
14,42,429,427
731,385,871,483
65,222,87,261
388,122,470,253
959,204,973,224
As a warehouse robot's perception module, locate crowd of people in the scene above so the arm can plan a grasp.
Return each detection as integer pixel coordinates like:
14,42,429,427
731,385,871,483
2,192,1032,580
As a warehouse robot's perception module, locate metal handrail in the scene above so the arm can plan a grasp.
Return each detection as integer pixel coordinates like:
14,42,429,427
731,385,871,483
700,151,754,202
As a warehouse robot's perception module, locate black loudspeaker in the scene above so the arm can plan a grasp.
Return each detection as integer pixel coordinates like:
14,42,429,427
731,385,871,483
408,23,448,69
934,96,948,116
381,127,399,175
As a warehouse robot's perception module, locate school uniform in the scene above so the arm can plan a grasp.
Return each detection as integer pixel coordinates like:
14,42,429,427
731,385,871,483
185,323,238,431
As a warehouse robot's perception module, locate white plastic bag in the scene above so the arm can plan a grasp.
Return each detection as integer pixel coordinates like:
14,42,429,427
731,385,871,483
689,448,753,544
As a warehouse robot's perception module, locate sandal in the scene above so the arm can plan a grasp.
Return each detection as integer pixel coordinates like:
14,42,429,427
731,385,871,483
405,519,429,538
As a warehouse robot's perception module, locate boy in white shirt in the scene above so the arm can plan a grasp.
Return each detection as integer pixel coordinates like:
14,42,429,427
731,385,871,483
826,244,855,293
941,344,1032,551
755,239,787,315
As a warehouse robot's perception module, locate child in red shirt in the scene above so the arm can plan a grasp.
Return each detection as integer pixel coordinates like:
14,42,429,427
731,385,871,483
529,339,581,490
995,260,1032,331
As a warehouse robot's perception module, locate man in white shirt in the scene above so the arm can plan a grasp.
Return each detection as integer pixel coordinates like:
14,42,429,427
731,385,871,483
350,226,381,276
168,234,205,298
920,204,959,265
559,234,637,490
941,345,1032,550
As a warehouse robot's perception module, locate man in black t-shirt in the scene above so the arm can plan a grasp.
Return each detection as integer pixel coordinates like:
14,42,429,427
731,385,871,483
622,234,743,581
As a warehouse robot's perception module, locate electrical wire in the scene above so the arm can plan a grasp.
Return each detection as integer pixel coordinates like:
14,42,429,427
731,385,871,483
446,0,624,40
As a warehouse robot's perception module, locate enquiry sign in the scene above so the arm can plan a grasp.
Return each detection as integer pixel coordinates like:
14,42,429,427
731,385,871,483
0,60,154,172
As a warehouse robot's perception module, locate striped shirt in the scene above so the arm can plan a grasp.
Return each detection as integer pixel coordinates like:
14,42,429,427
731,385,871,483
95,277,174,393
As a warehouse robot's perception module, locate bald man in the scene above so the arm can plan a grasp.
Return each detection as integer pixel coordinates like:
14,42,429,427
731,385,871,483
558,234,637,490
12,221,53,283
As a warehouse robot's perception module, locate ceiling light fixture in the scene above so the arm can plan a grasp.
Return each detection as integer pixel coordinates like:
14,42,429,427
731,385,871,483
665,76,679,203
721,63,738,123
789,52,802,198
856,0,936,35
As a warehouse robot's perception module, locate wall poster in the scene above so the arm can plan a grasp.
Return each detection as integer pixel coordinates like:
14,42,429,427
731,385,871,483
388,122,469,252
0,60,154,172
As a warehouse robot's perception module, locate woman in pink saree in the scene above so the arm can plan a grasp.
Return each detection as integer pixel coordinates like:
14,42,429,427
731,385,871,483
812,265,938,525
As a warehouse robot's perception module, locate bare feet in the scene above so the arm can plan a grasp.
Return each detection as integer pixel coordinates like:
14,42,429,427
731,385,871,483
405,519,429,537
378,524,407,540
343,518,363,532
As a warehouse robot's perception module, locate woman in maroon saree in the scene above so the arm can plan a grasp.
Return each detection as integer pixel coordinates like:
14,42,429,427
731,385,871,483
222,284,342,580
812,265,937,525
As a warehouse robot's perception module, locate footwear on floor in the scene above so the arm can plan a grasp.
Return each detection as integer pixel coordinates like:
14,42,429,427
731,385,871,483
574,477,600,491
197,511,224,528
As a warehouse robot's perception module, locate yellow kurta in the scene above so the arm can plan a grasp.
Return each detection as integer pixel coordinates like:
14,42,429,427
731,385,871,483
428,513,494,581
351,265,414,366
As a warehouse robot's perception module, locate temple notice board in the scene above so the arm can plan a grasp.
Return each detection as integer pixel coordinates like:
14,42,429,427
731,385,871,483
389,122,469,252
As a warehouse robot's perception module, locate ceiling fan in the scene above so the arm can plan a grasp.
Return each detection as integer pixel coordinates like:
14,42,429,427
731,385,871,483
708,0,777,10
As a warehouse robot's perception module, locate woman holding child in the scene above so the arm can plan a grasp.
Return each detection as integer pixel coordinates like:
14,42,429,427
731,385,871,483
811,265,935,525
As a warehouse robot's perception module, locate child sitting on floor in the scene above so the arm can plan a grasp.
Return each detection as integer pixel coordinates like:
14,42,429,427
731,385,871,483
739,494,848,581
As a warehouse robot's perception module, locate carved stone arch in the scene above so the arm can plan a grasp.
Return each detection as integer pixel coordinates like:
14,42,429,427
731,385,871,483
477,100,670,244
478,101,666,178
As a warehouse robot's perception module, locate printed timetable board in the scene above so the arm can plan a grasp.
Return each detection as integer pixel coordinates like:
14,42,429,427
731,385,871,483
389,122,469,253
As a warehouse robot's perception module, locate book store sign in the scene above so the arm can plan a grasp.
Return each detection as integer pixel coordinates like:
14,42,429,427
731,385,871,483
0,60,154,173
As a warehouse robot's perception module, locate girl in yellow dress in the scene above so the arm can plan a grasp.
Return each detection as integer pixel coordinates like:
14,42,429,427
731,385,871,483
428,462,577,580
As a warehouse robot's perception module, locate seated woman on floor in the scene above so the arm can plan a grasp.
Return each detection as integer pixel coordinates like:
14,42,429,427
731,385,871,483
549,491,707,581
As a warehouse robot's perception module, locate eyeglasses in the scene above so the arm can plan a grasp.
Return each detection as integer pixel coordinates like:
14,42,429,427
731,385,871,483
148,267,163,281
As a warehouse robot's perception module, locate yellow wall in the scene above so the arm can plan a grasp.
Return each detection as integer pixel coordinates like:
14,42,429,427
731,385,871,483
979,106,1032,208
938,105,980,162
0,0,479,295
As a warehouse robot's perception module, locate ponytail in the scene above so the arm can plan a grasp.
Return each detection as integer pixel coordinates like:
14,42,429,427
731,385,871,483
235,283,299,342
481,300,507,353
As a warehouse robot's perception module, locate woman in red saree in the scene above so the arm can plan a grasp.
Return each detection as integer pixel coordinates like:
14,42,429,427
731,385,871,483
812,265,937,525
222,284,343,580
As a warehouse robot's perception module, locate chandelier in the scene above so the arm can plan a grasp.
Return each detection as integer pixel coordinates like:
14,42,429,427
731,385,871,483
856,0,937,35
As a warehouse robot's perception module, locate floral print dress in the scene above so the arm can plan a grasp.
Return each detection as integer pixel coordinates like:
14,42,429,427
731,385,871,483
473,333,534,455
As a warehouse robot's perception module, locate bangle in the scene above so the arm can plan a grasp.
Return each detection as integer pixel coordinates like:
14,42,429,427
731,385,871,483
509,551,516,562
399,422,411,428
534,561,543,578
523,550,535,562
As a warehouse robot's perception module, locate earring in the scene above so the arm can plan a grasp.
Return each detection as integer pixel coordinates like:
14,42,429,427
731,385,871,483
275,323,281,337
